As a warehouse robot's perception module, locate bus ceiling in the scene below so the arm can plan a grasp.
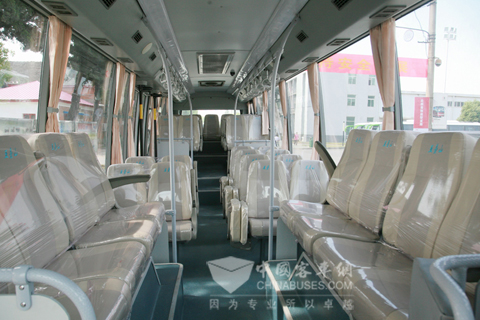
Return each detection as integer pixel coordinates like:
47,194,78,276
34,0,431,98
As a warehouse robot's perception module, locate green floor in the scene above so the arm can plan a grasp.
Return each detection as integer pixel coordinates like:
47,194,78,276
179,204,273,320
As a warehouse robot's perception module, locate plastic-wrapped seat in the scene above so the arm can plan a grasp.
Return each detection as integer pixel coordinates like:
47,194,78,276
179,115,201,151
107,163,147,208
292,130,416,255
257,146,272,154
230,160,289,244
224,115,245,150
193,114,203,151
289,160,329,203
0,135,150,319
311,132,475,320
277,154,302,184
28,133,162,256
220,114,232,150
280,129,375,238
67,134,162,227
161,155,199,219
203,114,220,141
125,156,156,173
148,162,195,241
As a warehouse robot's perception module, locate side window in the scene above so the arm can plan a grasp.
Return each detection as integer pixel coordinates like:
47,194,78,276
0,0,47,135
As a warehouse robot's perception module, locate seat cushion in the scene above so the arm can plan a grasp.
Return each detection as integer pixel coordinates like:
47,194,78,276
293,215,380,256
249,218,278,237
75,220,159,256
35,278,132,320
344,268,411,320
167,220,192,242
280,200,348,232
312,237,413,295
47,242,148,296
100,202,166,229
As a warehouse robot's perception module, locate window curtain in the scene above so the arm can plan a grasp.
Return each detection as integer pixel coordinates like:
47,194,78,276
307,63,320,160
46,16,72,132
111,63,128,164
278,80,289,150
248,101,254,114
127,73,136,158
252,97,257,115
261,90,269,135
370,18,396,130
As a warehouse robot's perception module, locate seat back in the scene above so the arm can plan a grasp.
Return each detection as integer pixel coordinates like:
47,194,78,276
181,116,200,151
383,132,475,259
107,163,147,208
326,129,375,214
160,155,193,171
243,114,266,140
231,149,258,183
246,160,289,218
229,145,254,173
277,154,302,183
266,149,291,159
158,115,181,140
66,133,116,212
225,115,245,149
290,160,329,203
0,135,69,269
28,133,100,241
148,162,192,220
125,156,156,173
203,114,220,141
433,137,480,259
237,154,269,201
347,131,416,234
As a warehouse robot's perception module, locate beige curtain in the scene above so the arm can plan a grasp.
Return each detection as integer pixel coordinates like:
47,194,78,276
307,63,320,160
248,101,253,114
279,80,289,150
46,16,72,132
127,73,136,158
370,18,396,130
261,90,269,135
111,63,128,164
252,97,257,115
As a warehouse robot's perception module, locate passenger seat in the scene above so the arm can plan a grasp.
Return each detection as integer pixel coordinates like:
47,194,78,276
203,114,220,141
289,160,329,203
107,163,147,208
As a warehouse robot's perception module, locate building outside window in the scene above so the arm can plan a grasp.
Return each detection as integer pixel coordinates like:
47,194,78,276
368,75,376,86
367,96,375,107
367,117,374,122
348,73,356,84
347,94,356,106
346,116,355,126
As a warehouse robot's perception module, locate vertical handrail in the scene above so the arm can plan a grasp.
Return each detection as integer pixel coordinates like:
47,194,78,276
268,17,298,261
233,93,240,149
159,50,177,263
187,93,194,167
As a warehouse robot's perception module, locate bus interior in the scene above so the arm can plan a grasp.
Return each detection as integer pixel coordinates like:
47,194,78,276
0,0,480,319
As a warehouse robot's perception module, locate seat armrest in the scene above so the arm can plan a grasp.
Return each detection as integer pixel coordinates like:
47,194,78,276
108,174,150,189
314,141,336,179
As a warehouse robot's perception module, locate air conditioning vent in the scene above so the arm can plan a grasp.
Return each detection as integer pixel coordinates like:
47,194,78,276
98,0,116,9
149,53,157,61
91,37,113,46
296,31,308,43
42,1,77,16
327,38,350,46
199,81,225,87
302,57,319,63
132,31,143,44
117,57,133,64
197,52,234,74
331,0,353,10
285,69,299,74
370,6,406,19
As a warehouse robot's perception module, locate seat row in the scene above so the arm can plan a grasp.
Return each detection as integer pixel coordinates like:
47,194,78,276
280,129,480,320
221,114,269,150
221,145,330,245
158,114,203,151
107,154,199,242
0,133,168,319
